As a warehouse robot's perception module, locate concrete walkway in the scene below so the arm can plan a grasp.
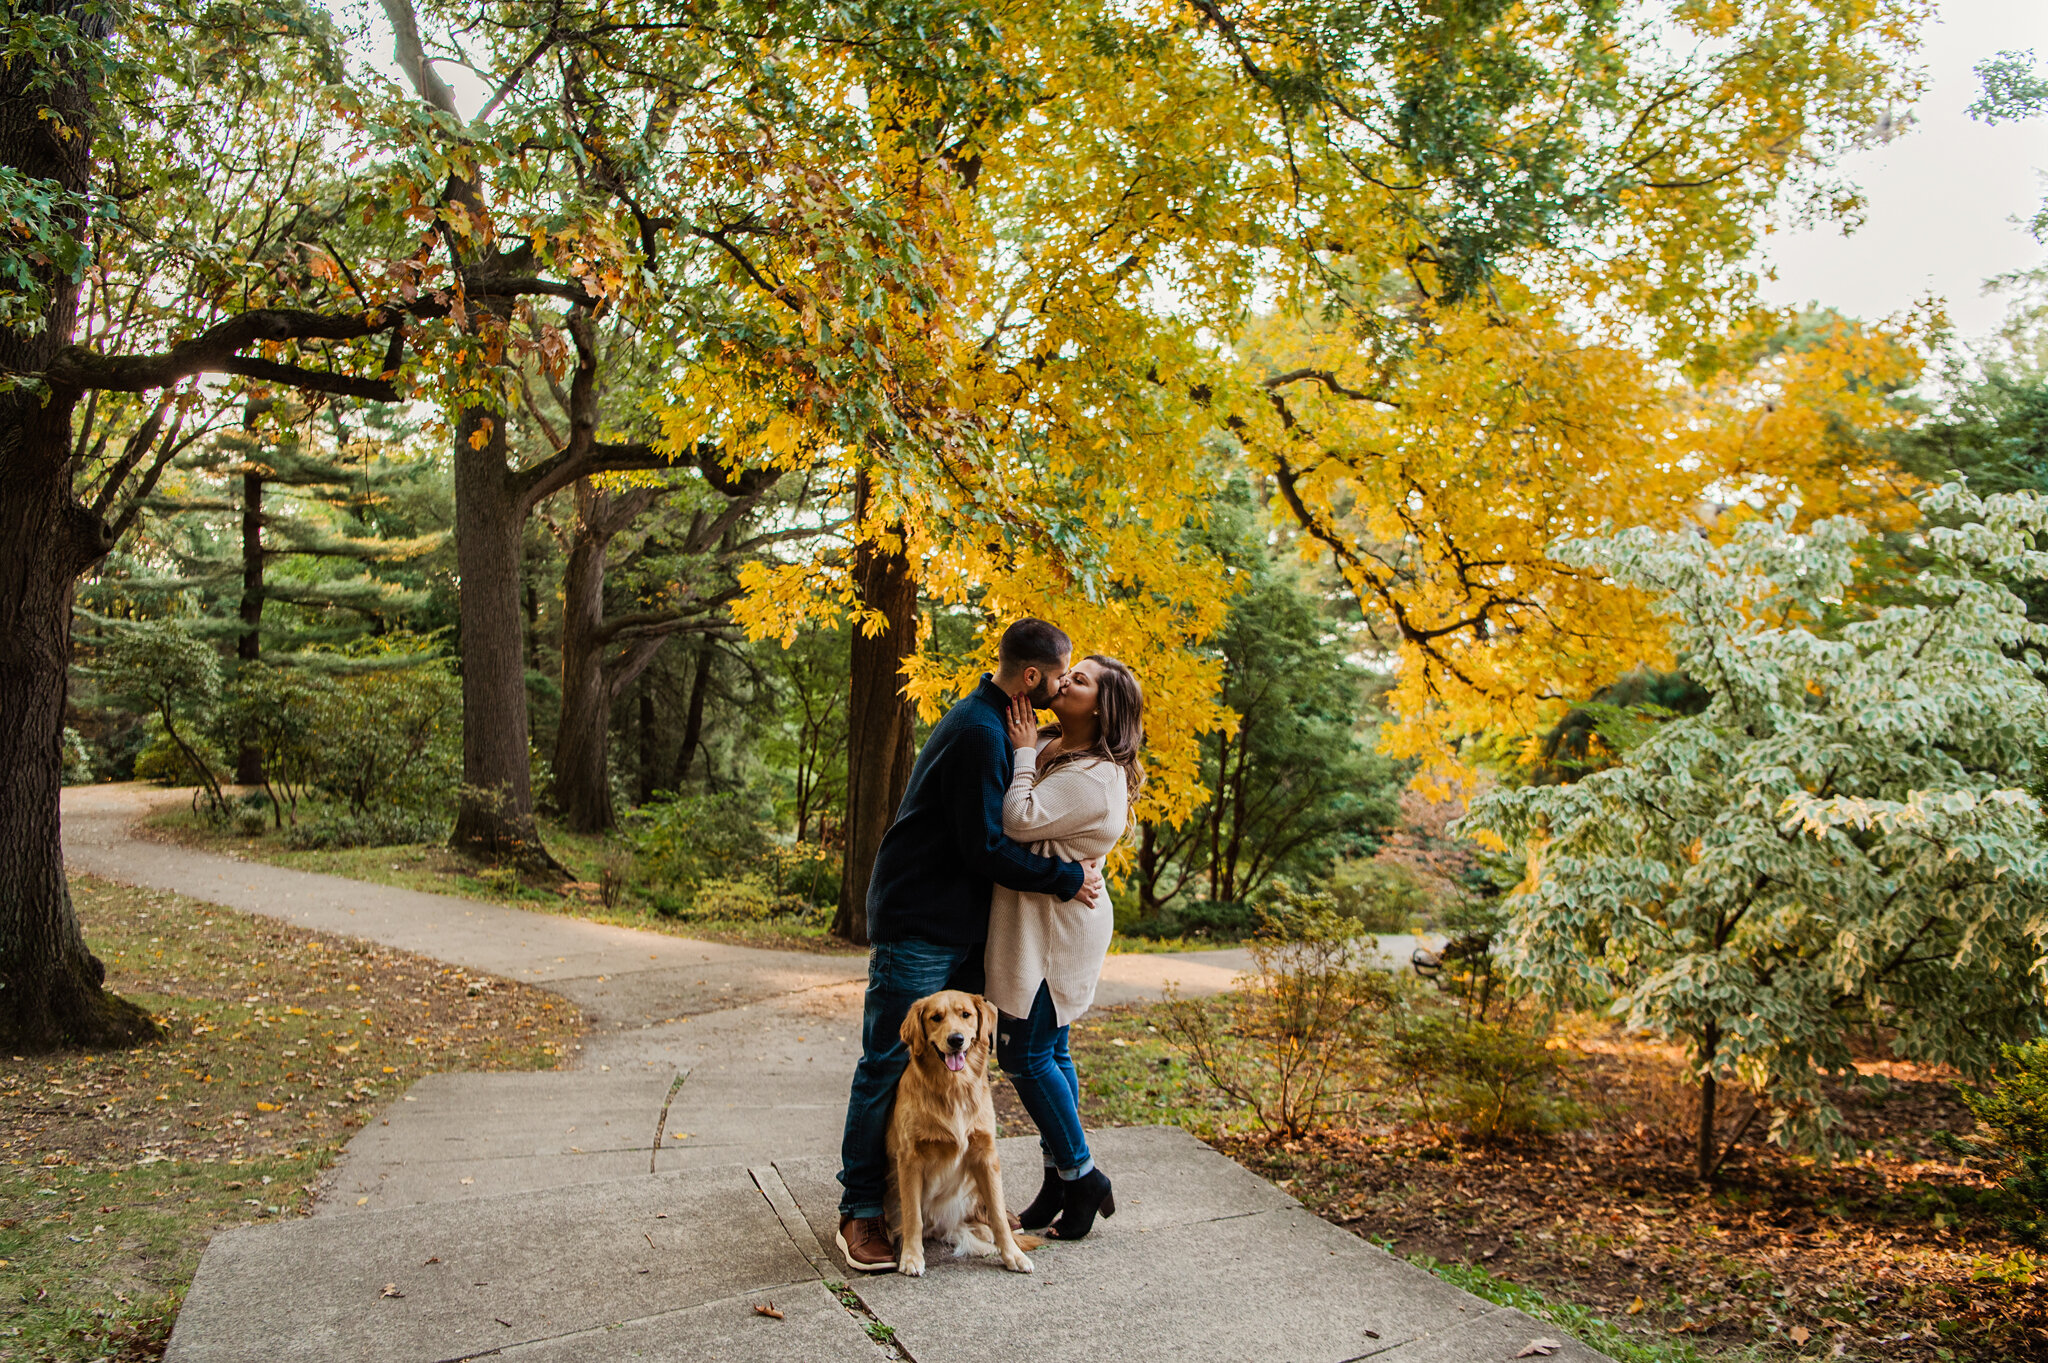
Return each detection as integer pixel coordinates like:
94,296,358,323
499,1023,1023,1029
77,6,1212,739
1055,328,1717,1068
62,785,1597,1362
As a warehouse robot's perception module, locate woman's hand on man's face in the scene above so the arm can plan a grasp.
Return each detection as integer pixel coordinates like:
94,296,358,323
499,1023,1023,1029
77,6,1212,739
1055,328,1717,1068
1005,693,1040,750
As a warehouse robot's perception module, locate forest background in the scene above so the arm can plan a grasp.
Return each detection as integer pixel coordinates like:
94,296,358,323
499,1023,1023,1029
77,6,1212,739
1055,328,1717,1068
5,0,2047,1146
11,0,2048,1357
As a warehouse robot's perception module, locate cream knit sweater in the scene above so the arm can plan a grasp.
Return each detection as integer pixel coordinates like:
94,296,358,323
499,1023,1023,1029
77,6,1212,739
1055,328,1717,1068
984,741,1129,1025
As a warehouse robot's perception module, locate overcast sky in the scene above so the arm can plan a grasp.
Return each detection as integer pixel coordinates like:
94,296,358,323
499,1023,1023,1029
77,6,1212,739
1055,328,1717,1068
1759,0,2048,339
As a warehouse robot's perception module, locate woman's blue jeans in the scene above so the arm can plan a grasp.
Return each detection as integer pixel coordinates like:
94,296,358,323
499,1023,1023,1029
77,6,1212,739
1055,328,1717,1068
997,982,1092,1177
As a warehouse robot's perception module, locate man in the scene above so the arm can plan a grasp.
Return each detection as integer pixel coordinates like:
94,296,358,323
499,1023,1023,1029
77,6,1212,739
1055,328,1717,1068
835,617,1105,1271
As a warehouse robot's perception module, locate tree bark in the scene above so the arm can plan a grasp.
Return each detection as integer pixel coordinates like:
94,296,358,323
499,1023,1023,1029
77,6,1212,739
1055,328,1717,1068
448,400,550,862
0,13,158,1050
673,640,712,788
1696,1021,1720,1184
234,463,266,785
835,492,917,945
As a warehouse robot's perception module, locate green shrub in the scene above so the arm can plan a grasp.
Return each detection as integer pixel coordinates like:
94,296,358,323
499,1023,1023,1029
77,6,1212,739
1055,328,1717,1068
101,621,229,816
763,840,840,910
630,791,771,893
1388,1011,1578,1139
307,639,461,817
1122,898,1259,941
690,876,786,921
1161,887,1393,1138
131,717,231,795
1964,1040,2048,1243
227,664,336,827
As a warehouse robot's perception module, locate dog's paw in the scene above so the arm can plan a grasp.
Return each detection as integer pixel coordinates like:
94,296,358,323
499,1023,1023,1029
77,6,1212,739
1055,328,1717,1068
1001,1248,1034,1274
898,1252,926,1278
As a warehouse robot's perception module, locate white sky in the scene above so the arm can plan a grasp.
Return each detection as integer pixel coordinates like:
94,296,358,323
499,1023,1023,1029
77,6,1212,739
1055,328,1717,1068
1759,0,2048,339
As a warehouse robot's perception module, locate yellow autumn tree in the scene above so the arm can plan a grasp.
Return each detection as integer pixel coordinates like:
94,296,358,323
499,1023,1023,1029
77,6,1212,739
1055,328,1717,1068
657,0,1932,926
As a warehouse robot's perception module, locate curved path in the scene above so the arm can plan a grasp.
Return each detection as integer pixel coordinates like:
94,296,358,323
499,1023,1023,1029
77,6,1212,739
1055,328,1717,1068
63,786,1576,1363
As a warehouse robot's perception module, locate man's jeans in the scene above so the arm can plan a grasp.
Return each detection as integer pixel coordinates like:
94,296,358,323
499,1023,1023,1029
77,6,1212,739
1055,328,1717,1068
836,937,985,1220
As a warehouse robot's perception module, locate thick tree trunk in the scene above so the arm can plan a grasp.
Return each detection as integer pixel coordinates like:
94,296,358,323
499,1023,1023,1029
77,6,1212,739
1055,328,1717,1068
0,17,158,1050
234,465,265,785
449,403,550,862
0,450,159,1051
835,507,917,946
553,515,613,834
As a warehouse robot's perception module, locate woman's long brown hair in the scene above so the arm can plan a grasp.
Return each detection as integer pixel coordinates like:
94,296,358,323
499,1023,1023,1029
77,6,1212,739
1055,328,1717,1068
1039,654,1145,799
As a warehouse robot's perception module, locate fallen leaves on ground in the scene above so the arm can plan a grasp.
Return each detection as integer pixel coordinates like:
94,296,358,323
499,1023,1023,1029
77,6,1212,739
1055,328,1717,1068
0,876,587,1362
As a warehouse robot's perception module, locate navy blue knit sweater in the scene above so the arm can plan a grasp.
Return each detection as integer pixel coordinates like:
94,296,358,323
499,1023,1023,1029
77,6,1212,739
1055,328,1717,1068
865,675,1086,947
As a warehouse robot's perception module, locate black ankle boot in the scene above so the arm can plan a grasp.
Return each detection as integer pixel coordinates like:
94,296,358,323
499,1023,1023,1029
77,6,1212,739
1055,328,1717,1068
1047,1168,1115,1241
1017,1165,1063,1230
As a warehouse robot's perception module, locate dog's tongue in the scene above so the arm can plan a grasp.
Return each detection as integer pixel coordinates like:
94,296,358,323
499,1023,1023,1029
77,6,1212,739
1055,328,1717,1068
944,1052,967,1072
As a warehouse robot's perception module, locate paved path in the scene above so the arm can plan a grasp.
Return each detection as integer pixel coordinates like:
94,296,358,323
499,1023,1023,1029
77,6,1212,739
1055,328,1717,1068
62,785,1591,1363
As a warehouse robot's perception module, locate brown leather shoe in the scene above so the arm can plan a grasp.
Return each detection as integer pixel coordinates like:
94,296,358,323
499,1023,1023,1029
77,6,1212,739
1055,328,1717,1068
836,1216,896,1273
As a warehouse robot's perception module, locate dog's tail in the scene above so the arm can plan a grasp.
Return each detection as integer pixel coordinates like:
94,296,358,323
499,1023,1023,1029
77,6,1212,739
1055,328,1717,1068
1014,1233,1045,1251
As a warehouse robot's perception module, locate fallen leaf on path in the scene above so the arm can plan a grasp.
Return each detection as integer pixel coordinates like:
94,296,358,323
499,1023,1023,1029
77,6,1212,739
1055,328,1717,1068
754,1303,785,1320
1791,1325,1811,1344
1514,1340,1561,1358
1627,1297,1645,1315
423,1257,440,1265
381,1284,404,1299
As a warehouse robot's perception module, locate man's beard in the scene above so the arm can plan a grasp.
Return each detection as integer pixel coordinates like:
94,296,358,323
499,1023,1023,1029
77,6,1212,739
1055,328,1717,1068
1027,675,1061,708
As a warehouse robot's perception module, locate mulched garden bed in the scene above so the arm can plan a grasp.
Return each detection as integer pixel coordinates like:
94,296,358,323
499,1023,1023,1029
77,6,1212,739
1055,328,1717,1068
1063,1002,2036,1363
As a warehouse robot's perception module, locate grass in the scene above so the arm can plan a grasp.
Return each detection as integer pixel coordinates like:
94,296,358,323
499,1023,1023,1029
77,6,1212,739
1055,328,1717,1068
1416,1257,1757,1363
142,801,859,957
0,876,585,1361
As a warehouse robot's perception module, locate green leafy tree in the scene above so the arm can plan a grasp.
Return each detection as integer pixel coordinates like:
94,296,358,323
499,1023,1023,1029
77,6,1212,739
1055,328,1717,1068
225,664,336,828
1467,489,2048,1182
101,621,228,818
1136,493,1400,915
1971,50,2048,240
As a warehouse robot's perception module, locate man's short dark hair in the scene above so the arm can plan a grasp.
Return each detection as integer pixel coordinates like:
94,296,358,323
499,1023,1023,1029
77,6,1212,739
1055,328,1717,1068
998,618,1070,670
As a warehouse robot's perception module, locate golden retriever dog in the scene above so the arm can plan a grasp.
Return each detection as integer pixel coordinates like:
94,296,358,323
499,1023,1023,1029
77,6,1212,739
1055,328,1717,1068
885,989,1037,1276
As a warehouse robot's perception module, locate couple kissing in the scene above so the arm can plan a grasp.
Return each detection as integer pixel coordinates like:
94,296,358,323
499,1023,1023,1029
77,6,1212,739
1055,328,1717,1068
834,618,1145,1274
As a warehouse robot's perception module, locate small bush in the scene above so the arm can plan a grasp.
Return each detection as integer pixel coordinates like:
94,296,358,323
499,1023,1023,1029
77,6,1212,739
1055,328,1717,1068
234,806,269,836
630,791,771,893
1122,898,1259,941
1160,885,1393,1138
1965,1040,2048,1244
1388,1012,1578,1140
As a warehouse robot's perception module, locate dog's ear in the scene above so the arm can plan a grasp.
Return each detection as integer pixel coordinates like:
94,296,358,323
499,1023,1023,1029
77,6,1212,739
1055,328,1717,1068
898,1005,926,1060
977,995,998,1056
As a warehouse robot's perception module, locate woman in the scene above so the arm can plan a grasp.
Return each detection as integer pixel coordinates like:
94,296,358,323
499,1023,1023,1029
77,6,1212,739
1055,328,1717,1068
985,653,1144,1241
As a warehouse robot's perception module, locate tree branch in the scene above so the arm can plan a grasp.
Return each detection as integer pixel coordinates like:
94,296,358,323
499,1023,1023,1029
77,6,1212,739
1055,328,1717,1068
44,306,415,397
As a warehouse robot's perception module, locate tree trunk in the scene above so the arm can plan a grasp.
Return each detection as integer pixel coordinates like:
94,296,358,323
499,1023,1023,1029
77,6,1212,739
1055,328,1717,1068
637,670,658,805
835,500,917,945
553,506,614,834
673,640,712,788
1696,1021,1720,1184
0,16,158,1050
234,464,265,786
449,402,550,862
1138,822,1161,918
